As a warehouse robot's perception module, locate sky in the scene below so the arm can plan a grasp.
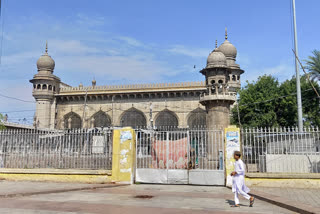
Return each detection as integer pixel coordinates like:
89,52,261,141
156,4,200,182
0,0,319,124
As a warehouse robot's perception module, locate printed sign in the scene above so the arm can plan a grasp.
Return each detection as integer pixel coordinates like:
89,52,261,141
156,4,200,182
225,127,241,186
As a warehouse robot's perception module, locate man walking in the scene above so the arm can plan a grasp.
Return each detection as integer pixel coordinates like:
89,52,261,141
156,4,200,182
231,151,255,207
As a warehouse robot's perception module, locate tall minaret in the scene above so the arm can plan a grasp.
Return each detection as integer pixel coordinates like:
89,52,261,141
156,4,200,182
30,42,60,129
199,30,244,164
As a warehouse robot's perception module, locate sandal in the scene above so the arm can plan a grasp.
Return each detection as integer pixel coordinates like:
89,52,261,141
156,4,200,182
249,197,255,207
231,204,240,207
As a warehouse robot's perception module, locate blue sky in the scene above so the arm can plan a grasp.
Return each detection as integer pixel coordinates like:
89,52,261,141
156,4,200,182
0,0,319,124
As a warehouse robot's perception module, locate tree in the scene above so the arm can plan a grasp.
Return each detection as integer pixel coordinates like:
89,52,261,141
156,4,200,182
305,50,320,81
232,75,320,127
0,113,5,130
231,75,280,127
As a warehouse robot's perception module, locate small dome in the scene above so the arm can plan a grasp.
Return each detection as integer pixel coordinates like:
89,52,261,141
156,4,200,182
218,40,237,59
206,48,227,68
36,42,55,73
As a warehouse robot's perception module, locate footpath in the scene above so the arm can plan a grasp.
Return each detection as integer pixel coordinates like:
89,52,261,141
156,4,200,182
249,187,320,214
0,181,318,213
0,181,296,214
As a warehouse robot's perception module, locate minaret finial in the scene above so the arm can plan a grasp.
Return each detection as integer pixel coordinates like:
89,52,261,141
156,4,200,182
215,40,218,48
45,40,48,53
225,27,228,40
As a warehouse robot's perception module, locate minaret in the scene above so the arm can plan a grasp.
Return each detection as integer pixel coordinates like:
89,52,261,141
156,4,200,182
30,42,60,129
199,31,244,163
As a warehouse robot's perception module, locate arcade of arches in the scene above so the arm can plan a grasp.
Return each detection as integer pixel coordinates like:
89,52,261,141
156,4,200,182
62,107,207,129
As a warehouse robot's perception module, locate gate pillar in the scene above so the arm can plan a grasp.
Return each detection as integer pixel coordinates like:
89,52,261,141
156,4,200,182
111,127,136,184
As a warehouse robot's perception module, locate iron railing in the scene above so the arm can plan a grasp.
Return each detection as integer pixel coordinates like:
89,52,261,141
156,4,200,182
241,127,320,173
0,128,113,170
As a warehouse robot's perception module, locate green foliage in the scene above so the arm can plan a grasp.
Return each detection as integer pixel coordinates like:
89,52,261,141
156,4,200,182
305,50,320,81
232,75,320,127
0,113,5,130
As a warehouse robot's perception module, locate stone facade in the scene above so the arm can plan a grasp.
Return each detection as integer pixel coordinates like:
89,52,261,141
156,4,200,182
30,31,243,130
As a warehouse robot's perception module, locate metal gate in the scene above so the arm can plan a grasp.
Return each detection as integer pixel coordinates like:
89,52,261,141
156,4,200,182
135,130,225,185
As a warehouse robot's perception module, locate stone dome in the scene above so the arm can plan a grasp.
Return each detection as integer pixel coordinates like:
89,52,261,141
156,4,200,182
218,40,237,59
206,48,227,68
36,42,55,73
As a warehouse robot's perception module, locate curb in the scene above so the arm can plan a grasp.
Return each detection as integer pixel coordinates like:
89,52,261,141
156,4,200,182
0,183,128,199
227,186,320,214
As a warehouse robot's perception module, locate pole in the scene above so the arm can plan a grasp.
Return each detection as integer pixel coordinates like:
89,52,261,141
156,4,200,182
82,89,87,128
292,0,303,132
149,102,153,129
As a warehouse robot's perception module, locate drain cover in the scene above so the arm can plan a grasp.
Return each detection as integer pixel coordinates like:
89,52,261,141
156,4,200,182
134,195,154,199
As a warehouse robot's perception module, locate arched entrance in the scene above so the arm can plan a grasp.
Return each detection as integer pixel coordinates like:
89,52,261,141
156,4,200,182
155,110,178,128
120,108,147,128
92,111,112,127
64,112,82,129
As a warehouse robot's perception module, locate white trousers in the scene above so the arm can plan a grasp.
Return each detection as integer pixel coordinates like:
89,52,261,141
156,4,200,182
234,190,251,205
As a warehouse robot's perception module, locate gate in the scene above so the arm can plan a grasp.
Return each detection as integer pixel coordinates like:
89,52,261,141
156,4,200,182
135,130,225,185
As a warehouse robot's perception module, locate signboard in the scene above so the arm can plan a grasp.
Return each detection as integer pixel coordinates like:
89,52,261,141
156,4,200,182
225,127,241,186
92,136,104,154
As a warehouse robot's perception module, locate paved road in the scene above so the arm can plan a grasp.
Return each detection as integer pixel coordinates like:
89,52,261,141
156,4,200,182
0,182,295,214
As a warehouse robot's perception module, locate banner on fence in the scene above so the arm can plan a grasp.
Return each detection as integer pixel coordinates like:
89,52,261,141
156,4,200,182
225,126,241,186
152,138,189,169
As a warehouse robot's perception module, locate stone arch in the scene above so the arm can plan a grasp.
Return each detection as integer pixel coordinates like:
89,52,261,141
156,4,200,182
48,85,52,90
92,111,111,127
64,112,82,129
120,107,147,128
187,108,206,128
155,109,178,127
37,84,41,89
42,84,47,90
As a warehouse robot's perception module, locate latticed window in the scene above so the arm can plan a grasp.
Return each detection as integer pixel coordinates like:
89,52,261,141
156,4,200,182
93,111,111,127
64,112,82,129
188,108,206,128
155,110,178,127
120,108,147,128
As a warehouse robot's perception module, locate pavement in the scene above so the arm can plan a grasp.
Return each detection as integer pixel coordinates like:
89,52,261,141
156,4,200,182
0,181,299,214
249,187,320,214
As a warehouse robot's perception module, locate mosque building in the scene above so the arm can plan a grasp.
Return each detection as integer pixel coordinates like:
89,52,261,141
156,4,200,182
30,30,244,130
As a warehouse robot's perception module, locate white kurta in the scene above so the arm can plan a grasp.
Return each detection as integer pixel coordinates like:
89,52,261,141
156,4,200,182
232,159,250,194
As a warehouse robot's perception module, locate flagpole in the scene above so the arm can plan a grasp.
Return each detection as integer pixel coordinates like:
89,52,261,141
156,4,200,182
292,0,303,132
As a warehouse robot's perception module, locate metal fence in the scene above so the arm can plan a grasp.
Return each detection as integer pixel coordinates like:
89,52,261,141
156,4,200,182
0,128,113,170
242,127,320,173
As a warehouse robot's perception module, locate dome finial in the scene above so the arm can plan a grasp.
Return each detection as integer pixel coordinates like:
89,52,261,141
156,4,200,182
225,27,228,40
45,40,48,54
215,40,218,48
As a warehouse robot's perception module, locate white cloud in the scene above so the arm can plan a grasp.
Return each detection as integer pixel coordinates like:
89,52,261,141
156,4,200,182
75,13,106,26
242,62,295,83
117,36,145,47
50,40,101,55
55,55,169,82
168,45,209,58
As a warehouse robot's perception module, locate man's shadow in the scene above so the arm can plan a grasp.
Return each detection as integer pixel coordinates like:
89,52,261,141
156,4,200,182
226,200,249,207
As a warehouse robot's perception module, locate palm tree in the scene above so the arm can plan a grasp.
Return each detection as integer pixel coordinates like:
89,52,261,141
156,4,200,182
305,50,320,81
